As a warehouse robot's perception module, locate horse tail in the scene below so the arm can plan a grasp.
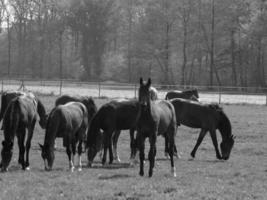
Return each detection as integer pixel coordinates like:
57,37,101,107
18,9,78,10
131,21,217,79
0,92,7,123
8,99,20,138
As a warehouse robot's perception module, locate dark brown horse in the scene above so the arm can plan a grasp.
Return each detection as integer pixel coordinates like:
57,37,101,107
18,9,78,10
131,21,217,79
170,98,235,160
87,100,140,166
0,91,26,129
165,89,199,101
0,92,47,171
137,78,177,177
39,102,88,172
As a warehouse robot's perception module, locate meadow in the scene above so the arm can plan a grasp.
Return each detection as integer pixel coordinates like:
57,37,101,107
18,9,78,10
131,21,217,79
0,95,266,200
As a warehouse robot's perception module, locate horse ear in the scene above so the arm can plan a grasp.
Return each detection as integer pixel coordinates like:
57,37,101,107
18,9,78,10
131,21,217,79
147,78,151,87
39,143,44,150
140,77,143,85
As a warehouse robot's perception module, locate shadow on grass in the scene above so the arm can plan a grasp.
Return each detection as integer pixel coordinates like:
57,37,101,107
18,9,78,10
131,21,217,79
188,158,225,163
98,173,132,180
90,162,134,170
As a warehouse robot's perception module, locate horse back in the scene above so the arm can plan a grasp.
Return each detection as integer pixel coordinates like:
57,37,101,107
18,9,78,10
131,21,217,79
0,91,25,121
59,102,88,128
171,98,220,129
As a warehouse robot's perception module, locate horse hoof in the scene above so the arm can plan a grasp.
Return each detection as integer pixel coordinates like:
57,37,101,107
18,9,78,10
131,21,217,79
1,168,8,172
78,167,82,172
171,167,177,177
25,167,30,171
70,167,75,172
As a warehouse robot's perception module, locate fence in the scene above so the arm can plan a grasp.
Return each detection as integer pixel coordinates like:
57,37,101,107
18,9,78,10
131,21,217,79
1,78,267,105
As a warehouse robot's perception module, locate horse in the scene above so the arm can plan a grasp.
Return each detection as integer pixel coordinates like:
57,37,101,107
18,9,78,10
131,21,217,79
87,99,140,166
136,78,177,177
170,98,235,160
165,89,199,101
149,86,158,100
39,102,88,172
55,95,97,118
0,92,47,171
0,91,26,129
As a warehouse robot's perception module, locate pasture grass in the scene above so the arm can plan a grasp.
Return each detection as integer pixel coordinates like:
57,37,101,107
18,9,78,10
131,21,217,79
0,96,266,200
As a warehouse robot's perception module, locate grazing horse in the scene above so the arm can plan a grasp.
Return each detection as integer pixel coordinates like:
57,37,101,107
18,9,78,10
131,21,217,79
87,100,140,166
39,102,88,172
165,89,199,101
0,93,47,171
136,78,177,177
170,98,235,160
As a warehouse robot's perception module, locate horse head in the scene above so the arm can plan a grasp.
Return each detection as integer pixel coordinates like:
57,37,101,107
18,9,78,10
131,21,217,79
39,143,54,171
0,141,13,172
220,135,235,160
139,77,151,106
87,130,104,167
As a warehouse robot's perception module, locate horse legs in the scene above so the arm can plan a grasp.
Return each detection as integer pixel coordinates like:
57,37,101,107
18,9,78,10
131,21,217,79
148,133,157,177
66,145,74,172
164,135,178,159
77,136,83,171
209,130,222,160
137,134,145,177
167,129,177,177
129,128,138,165
17,127,26,170
191,129,207,158
112,130,121,163
102,131,113,165
25,121,36,170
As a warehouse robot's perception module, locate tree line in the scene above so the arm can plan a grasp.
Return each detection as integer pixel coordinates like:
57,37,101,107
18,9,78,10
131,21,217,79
0,0,267,87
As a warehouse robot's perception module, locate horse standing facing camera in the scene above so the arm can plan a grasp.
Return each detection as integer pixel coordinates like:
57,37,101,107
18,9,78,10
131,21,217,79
136,78,177,177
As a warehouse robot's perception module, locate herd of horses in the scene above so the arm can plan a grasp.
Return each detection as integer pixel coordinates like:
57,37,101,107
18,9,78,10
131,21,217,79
0,78,235,177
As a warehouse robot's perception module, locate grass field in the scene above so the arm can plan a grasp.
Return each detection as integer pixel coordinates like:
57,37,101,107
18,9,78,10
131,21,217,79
0,96,266,200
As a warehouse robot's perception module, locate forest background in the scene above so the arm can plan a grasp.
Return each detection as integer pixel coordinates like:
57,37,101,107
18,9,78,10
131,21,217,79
1,0,267,87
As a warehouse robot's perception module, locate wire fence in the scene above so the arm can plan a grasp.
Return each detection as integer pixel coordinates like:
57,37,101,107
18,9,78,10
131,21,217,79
1,78,267,105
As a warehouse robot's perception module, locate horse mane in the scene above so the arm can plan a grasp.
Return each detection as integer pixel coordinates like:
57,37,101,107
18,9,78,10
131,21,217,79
44,107,58,147
86,111,100,148
36,98,46,118
217,109,232,139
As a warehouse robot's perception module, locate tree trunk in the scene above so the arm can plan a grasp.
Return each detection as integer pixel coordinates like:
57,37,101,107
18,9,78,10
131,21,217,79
127,0,133,82
230,30,237,86
210,0,215,86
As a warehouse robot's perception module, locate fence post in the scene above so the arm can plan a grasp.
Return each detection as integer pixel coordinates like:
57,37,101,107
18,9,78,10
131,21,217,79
134,84,137,99
59,79,63,95
98,82,101,98
1,80,3,93
218,86,221,104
